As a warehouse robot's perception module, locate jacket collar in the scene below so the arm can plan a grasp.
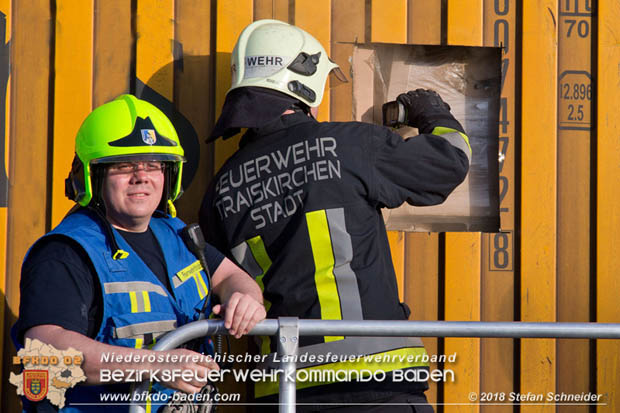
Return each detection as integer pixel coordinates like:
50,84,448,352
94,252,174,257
239,111,317,148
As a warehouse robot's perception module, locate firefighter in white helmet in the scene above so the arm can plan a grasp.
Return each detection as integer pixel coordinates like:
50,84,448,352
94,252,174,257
201,19,471,412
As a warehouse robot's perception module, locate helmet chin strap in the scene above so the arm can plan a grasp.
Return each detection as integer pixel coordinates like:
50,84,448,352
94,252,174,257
84,164,129,260
167,200,177,218
87,205,130,260
157,162,178,218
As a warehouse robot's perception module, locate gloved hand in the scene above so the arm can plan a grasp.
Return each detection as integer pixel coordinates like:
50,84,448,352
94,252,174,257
396,89,463,134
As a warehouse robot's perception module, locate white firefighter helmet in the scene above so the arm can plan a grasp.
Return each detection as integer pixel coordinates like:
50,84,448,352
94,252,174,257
229,19,346,107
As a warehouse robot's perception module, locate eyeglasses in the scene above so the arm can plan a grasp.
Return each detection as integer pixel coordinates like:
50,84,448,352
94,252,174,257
108,161,165,174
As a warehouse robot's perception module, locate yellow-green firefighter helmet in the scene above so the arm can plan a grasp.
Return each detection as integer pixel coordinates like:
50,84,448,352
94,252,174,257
66,94,185,208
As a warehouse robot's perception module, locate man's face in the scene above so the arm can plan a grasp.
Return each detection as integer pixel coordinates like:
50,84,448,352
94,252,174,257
101,161,165,232
310,106,319,119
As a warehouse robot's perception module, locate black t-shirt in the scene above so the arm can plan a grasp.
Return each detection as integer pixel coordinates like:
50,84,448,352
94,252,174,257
15,227,225,344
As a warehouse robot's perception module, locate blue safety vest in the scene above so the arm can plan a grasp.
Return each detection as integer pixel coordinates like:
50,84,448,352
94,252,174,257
18,209,212,412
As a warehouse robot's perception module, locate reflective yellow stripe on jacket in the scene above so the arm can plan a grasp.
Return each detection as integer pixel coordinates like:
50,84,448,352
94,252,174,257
306,210,344,341
232,235,273,354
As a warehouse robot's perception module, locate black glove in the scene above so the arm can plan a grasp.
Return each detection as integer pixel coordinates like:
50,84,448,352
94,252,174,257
396,89,464,134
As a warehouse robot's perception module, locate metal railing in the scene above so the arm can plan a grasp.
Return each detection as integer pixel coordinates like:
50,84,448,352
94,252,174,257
130,319,620,413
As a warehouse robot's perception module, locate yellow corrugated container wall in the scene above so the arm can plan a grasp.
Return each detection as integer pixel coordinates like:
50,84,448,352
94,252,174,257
1,1,619,412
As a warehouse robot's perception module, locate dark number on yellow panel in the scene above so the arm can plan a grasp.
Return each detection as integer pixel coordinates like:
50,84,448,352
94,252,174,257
561,0,592,13
560,1,592,37
565,19,589,38
558,71,591,130
493,2,512,218
498,137,509,213
561,83,591,101
494,0,508,15
489,232,513,271
567,104,585,121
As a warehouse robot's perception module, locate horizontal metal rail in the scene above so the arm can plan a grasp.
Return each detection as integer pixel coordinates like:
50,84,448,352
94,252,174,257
130,319,620,413
153,319,620,346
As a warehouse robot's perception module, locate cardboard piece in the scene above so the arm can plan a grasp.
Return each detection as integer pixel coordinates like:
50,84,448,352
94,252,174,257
351,43,501,232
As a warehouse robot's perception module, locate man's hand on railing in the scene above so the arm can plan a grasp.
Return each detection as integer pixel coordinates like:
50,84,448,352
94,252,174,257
213,292,266,338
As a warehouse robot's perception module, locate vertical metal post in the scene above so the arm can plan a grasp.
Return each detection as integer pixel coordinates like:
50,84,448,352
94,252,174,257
277,317,299,413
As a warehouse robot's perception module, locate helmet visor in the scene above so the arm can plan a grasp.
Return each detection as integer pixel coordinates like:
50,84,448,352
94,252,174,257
91,153,186,164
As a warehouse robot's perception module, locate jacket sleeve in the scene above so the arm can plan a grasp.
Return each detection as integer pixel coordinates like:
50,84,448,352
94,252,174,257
199,178,229,255
367,125,471,208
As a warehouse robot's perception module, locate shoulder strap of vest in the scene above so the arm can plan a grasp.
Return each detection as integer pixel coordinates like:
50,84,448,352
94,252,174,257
51,207,130,260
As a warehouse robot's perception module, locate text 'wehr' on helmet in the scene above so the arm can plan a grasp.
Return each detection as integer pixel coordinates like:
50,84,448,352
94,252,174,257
65,94,186,216
229,19,347,108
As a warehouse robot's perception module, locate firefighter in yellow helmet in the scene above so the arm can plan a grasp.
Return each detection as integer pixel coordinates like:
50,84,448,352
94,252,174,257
13,95,265,412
